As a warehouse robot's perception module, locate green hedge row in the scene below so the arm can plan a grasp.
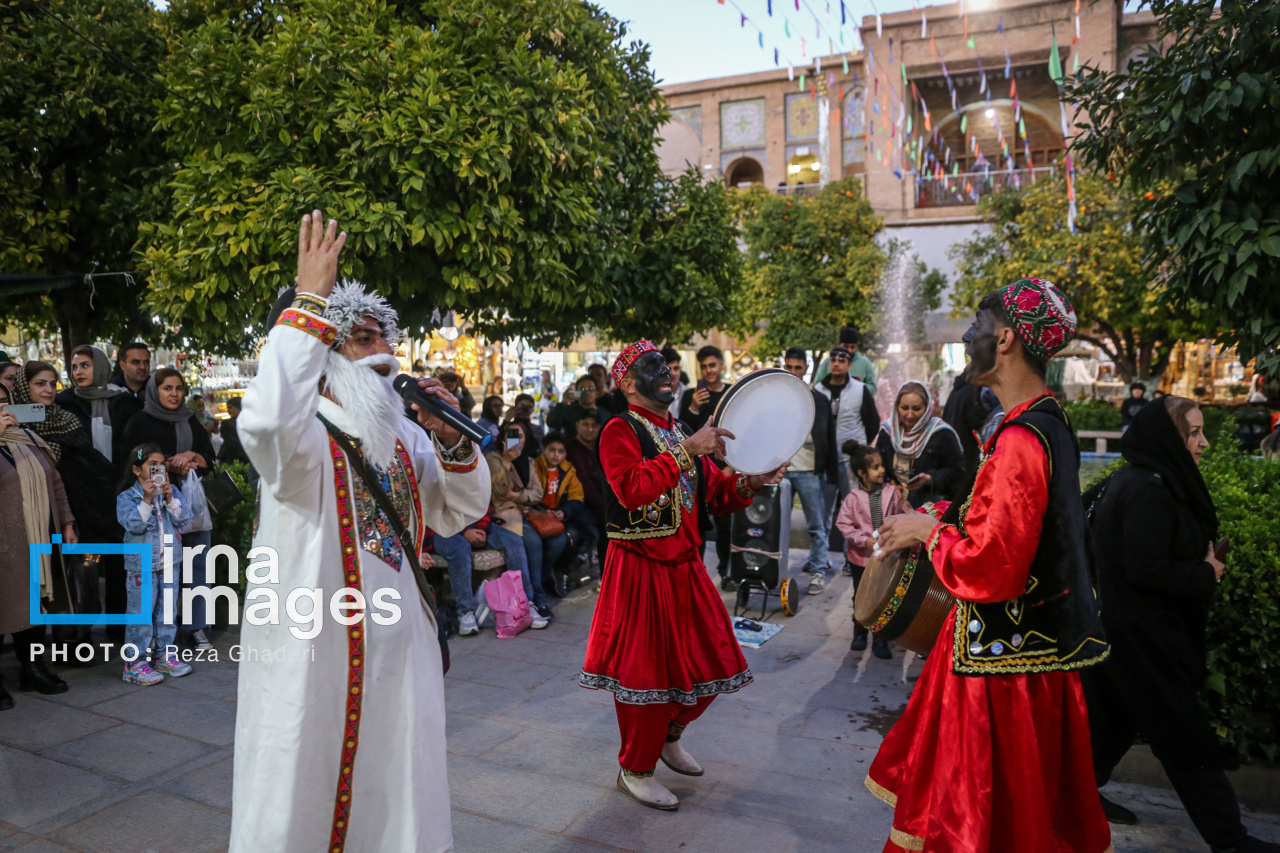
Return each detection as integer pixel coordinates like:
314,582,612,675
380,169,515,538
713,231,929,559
1083,411,1280,762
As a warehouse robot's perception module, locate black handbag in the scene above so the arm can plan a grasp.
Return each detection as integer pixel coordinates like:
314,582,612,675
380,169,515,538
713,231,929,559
203,468,245,515
319,415,450,674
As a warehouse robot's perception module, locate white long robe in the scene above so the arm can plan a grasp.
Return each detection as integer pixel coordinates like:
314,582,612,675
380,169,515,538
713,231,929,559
231,319,489,853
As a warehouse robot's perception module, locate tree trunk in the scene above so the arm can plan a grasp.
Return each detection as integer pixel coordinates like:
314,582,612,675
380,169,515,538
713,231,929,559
51,283,91,370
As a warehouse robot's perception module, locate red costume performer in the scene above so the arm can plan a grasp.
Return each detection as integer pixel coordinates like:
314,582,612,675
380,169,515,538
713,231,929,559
868,279,1113,853
581,341,759,809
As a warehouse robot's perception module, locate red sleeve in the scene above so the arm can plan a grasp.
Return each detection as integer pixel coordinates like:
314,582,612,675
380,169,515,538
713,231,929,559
703,461,753,517
927,426,1048,604
599,417,681,509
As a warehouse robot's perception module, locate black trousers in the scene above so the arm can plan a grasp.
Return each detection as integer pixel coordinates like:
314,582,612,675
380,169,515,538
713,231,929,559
714,516,732,577
1085,666,1247,849
9,625,47,666
102,554,127,645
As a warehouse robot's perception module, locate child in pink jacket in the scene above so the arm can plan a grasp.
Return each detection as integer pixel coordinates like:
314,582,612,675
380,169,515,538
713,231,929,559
835,442,904,657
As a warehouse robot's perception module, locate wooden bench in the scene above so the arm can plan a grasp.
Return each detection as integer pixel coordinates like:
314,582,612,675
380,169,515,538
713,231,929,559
1078,430,1124,453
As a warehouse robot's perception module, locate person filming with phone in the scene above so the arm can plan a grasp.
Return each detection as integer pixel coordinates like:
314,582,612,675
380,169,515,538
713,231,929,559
1080,397,1275,852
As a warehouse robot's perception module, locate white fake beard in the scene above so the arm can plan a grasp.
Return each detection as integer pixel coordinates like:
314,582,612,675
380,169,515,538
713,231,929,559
322,351,403,471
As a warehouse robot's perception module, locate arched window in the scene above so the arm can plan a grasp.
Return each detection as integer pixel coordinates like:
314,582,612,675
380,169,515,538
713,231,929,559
725,157,764,187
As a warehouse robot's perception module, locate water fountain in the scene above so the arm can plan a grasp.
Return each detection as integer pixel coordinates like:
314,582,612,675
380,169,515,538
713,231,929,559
872,240,938,417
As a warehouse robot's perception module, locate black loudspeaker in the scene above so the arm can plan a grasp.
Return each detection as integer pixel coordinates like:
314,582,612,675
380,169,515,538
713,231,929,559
728,480,792,590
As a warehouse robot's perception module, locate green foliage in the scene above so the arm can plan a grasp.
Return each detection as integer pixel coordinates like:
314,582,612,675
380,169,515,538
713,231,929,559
0,0,169,359
1199,440,1280,760
1065,0,1280,374
731,178,885,358
950,171,1202,383
1064,399,1123,434
210,461,254,588
143,0,737,351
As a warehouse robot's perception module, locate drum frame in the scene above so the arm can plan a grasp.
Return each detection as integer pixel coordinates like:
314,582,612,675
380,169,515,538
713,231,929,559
711,368,814,475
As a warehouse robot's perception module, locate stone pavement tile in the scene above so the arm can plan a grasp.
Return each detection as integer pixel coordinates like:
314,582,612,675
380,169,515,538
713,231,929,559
0,832,35,852
447,754,608,833
0,745,124,829
89,685,236,747
448,632,500,659
443,678,532,720
475,633,589,670
451,810,610,853
157,755,233,813
694,758,880,840
445,713,524,758
1105,781,1280,850
476,727,620,788
0,697,120,752
797,706,903,750
7,665,140,711
41,724,215,784
6,840,77,853
495,688,627,743
446,653,560,691
565,789,880,853
690,688,816,735
159,660,239,700
50,791,230,853
520,620,592,648
677,718,872,787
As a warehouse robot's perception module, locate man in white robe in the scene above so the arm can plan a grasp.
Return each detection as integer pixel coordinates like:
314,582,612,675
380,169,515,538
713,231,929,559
231,212,489,853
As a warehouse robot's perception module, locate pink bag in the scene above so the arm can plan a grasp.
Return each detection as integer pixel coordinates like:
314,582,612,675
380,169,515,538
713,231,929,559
485,570,533,638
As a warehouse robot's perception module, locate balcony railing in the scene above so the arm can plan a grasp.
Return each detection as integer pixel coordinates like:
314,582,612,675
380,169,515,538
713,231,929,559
915,166,1057,208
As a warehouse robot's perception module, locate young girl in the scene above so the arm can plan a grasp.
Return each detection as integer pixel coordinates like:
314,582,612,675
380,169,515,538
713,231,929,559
116,443,194,684
836,442,904,658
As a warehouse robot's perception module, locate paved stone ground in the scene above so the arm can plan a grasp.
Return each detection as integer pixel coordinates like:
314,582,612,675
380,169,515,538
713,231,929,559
1,542,1277,852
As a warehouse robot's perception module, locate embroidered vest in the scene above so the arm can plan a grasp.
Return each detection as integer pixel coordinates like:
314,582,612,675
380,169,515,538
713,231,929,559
951,396,1110,676
605,411,703,541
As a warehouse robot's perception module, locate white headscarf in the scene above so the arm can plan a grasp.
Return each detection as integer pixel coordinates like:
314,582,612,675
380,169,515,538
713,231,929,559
882,381,959,461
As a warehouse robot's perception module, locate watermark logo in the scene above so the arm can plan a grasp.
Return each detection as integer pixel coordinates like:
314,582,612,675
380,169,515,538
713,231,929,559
29,537,405,640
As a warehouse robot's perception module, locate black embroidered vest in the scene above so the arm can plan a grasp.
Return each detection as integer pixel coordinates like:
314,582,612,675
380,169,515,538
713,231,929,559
605,411,703,541
951,395,1109,675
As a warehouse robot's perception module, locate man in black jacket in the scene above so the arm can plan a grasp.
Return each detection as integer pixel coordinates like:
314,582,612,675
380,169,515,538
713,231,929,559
941,372,987,481
782,348,839,594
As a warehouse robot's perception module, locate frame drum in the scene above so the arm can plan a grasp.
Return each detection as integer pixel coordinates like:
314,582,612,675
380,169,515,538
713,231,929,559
852,545,956,656
711,369,815,475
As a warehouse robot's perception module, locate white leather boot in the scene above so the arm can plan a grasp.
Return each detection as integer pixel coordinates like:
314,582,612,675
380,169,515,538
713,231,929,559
660,739,704,776
617,769,679,810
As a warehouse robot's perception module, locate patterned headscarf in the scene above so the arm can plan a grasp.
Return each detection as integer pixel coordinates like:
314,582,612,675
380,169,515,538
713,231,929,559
999,278,1077,361
10,362,90,462
611,340,659,384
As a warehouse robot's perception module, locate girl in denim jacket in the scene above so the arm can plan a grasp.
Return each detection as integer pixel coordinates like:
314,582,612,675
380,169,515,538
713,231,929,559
116,443,194,684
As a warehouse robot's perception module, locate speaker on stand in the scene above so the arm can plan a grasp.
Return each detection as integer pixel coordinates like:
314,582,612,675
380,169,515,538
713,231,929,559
728,480,797,619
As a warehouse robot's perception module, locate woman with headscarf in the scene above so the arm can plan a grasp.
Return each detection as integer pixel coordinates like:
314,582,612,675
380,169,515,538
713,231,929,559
120,368,217,649
0,381,74,705
55,346,141,465
874,380,965,509
1083,397,1275,852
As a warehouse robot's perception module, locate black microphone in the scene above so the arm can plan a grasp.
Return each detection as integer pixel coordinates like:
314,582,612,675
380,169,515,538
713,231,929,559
393,374,491,446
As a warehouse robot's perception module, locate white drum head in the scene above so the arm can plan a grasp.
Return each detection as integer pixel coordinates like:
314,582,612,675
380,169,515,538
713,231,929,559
712,369,815,475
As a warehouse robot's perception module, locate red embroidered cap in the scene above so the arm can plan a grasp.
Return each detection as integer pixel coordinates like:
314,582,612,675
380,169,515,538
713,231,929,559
611,340,659,384
1000,278,1076,361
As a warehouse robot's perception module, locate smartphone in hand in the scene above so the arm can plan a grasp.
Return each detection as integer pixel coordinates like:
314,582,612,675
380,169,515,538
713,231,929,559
1214,536,1231,563
6,403,46,424
697,379,709,392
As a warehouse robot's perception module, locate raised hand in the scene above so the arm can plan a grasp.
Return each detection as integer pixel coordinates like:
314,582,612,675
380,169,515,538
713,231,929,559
295,210,347,298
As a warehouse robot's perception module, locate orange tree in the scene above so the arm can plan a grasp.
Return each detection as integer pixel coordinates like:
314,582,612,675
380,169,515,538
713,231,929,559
951,171,1205,384
142,0,739,350
730,178,886,361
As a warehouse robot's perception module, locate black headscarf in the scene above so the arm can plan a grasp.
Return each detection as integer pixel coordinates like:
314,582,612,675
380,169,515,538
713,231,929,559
1120,400,1219,543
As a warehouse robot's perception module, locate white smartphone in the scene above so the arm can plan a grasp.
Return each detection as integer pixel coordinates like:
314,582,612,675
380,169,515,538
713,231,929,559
6,403,46,423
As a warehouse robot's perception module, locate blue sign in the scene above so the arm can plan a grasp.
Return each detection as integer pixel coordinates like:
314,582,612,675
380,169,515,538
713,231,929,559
30,535,153,625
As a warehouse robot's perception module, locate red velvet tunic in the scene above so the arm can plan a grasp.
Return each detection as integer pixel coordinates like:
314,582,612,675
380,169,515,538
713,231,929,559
867,398,1112,853
580,405,754,704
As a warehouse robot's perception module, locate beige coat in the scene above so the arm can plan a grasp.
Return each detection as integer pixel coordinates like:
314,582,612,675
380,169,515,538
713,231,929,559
0,434,74,635
486,452,543,536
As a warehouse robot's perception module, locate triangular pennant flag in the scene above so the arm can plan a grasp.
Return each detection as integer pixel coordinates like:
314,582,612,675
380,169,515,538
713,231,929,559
768,0,773,15
775,47,779,65
801,37,806,57
788,64,795,80
960,114,967,133
1074,53,1079,73
759,32,764,48
839,0,845,25
980,73,986,94
1005,54,1012,78
997,16,1003,33
785,18,791,37
816,55,822,73
906,115,912,134
876,14,882,37
800,73,806,90
1010,79,1017,98
843,56,849,74
1049,32,1063,84
1019,116,1027,138
931,37,937,55
889,38,894,65
901,61,908,85
911,81,920,101
794,0,799,9
740,13,746,26
921,11,927,38
967,37,975,49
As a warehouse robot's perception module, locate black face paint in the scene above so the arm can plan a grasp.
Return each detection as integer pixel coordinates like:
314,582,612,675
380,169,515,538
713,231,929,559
632,351,674,405
964,309,1000,383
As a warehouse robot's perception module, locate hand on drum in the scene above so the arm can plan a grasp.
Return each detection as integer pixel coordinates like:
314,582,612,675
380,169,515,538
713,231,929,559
873,512,938,557
748,463,789,491
681,424,735,460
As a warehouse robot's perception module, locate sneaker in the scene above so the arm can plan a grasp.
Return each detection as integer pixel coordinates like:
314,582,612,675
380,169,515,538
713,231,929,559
529,611,549,630
807,571,827,595
191,629,213,651
475,581,491,626
801,564,813,574
122,661,164,685
458,612,479,636
534,604,553,620
842,562,854,577
719,576,739,593
154,651,193,677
